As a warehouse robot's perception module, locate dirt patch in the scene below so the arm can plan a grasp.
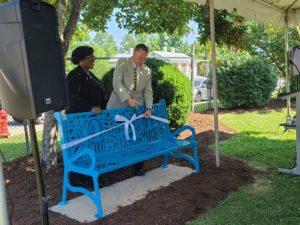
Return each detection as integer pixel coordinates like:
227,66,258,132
3,113,255,225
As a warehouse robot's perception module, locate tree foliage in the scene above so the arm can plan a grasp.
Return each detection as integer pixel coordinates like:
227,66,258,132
116,0,194,35
243,22,300,78
115,0,247,48
81,0,118,31
92,32,118,57
119,32,190,54
193,2,247,48
0,0,248,50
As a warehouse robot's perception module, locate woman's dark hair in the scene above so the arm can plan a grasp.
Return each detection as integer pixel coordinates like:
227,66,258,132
71,46,94,65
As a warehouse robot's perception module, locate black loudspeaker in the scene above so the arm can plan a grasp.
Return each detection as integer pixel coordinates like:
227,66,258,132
0,0,68,119
290,46,300,76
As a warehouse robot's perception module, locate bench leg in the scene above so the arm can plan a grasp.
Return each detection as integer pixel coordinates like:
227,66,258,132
59,170,69,205
161,154,169,168
93,176,104,218
193,145,200,173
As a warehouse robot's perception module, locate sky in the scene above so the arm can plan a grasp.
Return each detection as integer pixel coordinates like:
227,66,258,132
103,14,199,49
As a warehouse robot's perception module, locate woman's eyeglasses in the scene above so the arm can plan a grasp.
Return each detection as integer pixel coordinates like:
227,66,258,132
86,55,95,61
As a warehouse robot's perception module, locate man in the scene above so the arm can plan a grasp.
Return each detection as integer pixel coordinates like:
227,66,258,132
107,44,153,176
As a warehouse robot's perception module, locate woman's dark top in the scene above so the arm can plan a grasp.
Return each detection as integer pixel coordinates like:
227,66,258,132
66,66,106,113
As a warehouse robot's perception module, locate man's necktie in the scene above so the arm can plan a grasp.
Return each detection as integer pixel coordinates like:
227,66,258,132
133,67,137,91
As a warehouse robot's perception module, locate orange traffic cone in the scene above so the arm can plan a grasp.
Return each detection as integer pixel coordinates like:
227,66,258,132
0,109,8,138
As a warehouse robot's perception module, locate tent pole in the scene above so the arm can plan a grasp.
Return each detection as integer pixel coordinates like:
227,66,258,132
0,156,9,225
278,92,300,175
285,11,291,115
296,26,300,38
191,43,195,113
209,0,220,167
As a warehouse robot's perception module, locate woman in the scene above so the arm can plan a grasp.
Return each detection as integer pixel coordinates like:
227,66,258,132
67,46,105,114
66,46,105,187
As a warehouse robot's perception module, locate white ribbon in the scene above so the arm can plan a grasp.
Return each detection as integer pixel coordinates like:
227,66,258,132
115,114,144,141
61,113,169,150
150,115,169,124
61,123,124,150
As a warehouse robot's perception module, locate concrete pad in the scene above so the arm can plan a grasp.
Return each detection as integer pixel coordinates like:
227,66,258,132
50,165,194,223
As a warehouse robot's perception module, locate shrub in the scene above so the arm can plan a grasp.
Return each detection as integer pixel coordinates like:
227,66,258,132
217,51,277,108
101,58,191,129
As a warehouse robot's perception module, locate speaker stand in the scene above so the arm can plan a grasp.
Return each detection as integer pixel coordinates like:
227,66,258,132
28,120,49,225
279,91,300,176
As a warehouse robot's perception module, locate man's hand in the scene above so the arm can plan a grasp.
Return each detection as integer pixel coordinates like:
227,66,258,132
144,108,152,118
126,98,140,107
91,106,101,114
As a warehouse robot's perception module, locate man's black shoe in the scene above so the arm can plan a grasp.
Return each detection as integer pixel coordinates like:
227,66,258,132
135,169,146,176
69,173,93,188
133,162,145,176
70,178,92,188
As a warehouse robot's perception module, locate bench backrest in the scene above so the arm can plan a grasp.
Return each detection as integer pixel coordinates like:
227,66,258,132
55,99,170,160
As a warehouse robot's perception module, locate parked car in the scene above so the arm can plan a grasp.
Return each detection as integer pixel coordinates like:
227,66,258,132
193,76,213,102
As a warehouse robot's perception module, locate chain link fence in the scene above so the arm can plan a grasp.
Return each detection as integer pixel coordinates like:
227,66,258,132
0,56,210,163
0,117,38,162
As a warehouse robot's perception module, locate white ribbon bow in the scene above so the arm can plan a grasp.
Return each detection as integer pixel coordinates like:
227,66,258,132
115,114,144,141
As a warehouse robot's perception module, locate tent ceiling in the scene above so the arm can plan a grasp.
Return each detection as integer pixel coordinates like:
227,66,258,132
187,0,300,26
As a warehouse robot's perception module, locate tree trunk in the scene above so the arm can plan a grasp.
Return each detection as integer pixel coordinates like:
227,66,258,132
62,0,85,53
41,0,85,170
57,0,68,45
41,111,58,169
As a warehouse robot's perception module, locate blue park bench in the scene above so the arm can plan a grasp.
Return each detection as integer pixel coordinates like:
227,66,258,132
55,99,200,218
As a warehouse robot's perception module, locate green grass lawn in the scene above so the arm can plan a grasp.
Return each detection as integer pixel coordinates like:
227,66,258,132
188,109,300,225
0,133,43,162
194,102,212,112
194,101,223,113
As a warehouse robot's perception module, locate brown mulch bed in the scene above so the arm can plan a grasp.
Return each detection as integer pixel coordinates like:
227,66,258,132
3,113,256,225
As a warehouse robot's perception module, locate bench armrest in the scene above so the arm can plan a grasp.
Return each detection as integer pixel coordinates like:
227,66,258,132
69,148,97,170
171,125,196,141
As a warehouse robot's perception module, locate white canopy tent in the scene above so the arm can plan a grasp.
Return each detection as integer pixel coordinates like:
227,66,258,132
187,0,300,175
190,0,300,26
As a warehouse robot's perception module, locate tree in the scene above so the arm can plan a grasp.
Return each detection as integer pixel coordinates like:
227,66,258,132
116,0,247,48
242,22,300,78
159,32,191,54
119,33,159,53
116,0,194,35
67,23,91,55
1,0,247,169
119,32,190,54
91,32,118,57
193,3,247,48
